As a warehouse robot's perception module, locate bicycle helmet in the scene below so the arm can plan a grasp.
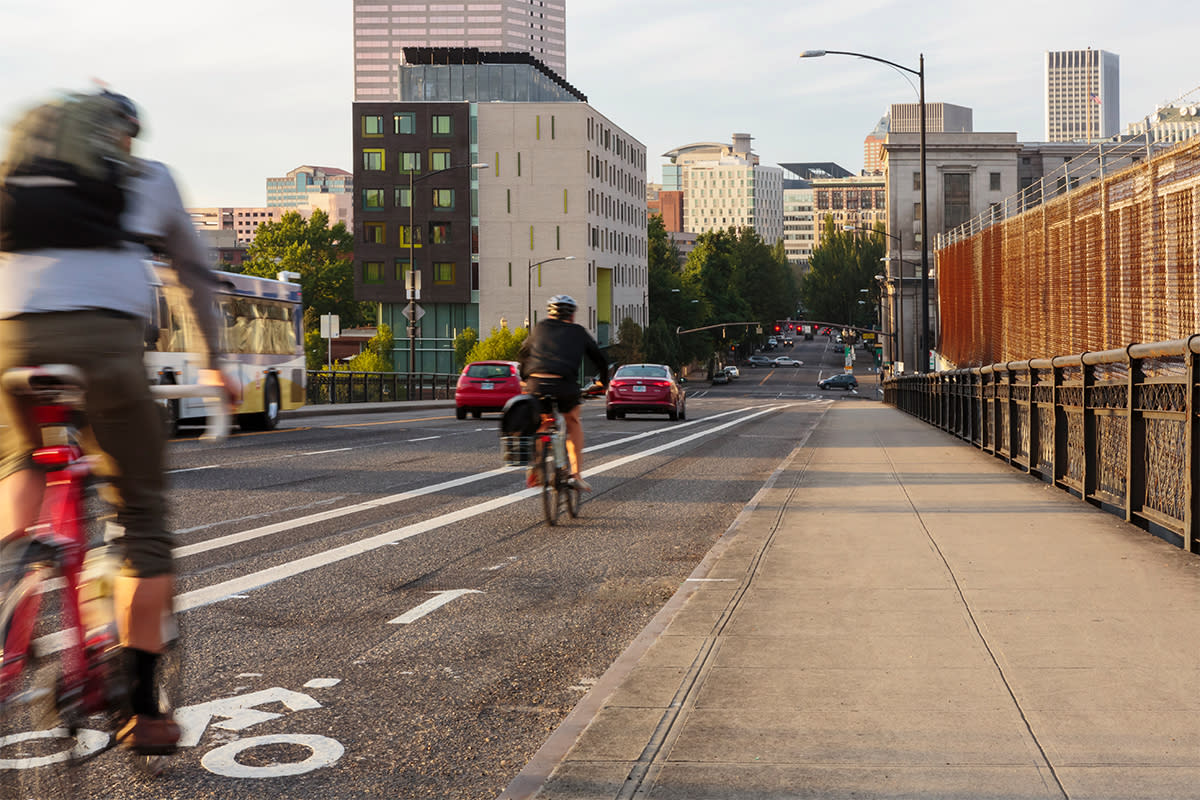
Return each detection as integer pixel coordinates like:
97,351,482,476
99,90,140,138
547,294,577,320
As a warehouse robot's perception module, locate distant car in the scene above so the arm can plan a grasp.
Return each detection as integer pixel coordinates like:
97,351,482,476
773,356,803,367
818,373,859,391
607,363,687,420
455,360,522,419
748,355,774,368
711,369,730,385
723,365,740,379
783,337,794,346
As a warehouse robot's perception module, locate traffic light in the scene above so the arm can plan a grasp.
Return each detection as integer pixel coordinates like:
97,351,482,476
774,324,781,333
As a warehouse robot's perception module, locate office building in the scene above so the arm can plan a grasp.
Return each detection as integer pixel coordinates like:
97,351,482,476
863,116,889,175
188,207,286,246
266,165,353,209
352,48,645,371
778,163,852,273
1044,48,1120,142
663,134,784,245
889,102,973,134
353,0,567,101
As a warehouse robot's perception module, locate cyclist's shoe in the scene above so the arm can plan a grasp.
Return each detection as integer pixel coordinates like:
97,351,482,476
116,714,181,755
526,468,542,488
569,475,592,492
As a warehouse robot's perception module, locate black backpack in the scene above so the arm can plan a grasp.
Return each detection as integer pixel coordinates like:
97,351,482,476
0,93,135,252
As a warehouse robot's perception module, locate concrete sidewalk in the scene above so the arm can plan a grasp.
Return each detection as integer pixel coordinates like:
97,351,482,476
504,402,1200,800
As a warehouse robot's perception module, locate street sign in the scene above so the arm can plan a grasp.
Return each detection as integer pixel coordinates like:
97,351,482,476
401,303,425,322
319,314,340,339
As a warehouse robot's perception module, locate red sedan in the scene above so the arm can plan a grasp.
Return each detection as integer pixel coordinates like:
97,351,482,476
606,363,686,421
455,360,522,419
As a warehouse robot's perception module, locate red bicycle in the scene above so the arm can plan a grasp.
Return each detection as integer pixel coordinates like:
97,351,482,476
0,365,227,796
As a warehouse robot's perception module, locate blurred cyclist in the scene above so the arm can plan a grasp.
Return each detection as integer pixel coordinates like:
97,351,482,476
0,88,239,754
518,294,608,491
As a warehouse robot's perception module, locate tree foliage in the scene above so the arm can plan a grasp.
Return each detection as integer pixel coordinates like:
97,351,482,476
800,217,885,328
607,318,645,366
338,323,394,372
464,325,528,364
238,210,373,331
453,327,478,370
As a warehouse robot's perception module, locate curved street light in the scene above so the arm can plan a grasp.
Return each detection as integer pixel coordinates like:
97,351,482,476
803,49,930,372
527,256,577,329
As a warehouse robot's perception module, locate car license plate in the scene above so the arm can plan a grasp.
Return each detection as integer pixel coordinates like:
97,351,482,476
481,382,494,390
633,385,646,392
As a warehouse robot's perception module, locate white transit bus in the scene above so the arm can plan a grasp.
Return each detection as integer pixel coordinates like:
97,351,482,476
145,264,305,432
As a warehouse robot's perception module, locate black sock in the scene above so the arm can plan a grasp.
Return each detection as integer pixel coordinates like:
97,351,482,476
125,647,161,717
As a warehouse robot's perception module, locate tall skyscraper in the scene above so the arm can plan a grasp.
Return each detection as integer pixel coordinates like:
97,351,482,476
1044,48,1119,142
353,0,567,100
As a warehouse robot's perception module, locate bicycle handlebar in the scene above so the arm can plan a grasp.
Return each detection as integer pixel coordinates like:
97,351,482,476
149,384,230,441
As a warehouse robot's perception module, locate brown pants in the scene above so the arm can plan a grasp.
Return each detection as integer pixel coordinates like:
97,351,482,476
0,312,171,577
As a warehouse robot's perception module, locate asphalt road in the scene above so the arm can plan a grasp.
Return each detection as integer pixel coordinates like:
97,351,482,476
15,342,876,800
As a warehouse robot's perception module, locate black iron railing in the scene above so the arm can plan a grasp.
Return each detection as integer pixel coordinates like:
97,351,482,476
885,337,1200,553
306,371,456,405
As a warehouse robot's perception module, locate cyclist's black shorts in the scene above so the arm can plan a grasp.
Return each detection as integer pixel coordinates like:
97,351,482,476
525,377,581,414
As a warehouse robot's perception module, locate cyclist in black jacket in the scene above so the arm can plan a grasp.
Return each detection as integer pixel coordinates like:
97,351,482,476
518,294,608,490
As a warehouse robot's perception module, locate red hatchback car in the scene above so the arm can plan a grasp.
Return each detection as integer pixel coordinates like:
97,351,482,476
455,360,522,419
606,363,686,421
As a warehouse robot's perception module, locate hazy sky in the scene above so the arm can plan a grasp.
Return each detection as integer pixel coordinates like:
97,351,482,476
2,0,1196,207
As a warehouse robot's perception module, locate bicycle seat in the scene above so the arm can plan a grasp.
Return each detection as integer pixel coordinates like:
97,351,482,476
2,365,87,407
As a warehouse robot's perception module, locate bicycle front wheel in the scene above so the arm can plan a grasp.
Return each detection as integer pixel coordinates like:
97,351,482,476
0,568,98,799
540,447,558,526
564,470,581,518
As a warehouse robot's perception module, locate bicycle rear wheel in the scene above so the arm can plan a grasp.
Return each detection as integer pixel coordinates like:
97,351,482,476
540,447,558,526
563,470,581,518
0,568,100,799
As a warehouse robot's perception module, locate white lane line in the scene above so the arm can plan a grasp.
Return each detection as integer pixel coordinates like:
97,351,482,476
304,678,342,689
172,404,787,612
172,404,774,560
409,436,440,442
388,590,482,625
33,405,792,652
168,465,219,475
302,447,352,456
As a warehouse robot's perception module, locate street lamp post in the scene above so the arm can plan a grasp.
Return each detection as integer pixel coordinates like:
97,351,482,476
804,49,930,371
527,256,577,330
404,161,487,397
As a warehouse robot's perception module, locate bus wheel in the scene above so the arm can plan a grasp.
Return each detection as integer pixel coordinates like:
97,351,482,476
258,375,281,430
159,372,180,436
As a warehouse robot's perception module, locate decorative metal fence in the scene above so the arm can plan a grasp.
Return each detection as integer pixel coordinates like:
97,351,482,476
305,371,456,405
885,336,1200,553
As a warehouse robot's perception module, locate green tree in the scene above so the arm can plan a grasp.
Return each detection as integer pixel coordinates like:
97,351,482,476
608,318,645,366
240,210,373,332
339,323,395,372
465,325,528,364
453,327,479,370
801,217,885,327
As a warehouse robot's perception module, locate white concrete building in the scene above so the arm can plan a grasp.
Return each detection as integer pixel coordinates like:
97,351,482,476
1044,48,1120,142
477,102,647,345
663,134,784,245
353,0,567,100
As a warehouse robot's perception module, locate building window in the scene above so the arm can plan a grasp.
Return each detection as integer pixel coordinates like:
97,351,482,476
399,225,423,247
394,112,415,135
363,261,384,284
563,188,568,213
912,171,921,191
506,189,511,213
433,262,455,284
364,222,386,244
362,116,384,137
362,189,385,211
432,188,455,209
401,152,421,173
990,172,1001,191
556,225,560,250
395,258,411,281
431,115,452,136
429,222,451,244
536,116,541,140
944,172,971,231
551,115,556,140
362,149,385,171
507,261,512,287
395,187,411,208
430,149,451,171
517,152,521,177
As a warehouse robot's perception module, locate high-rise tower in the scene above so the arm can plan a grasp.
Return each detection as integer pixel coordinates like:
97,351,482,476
1044,48,1119,142
353,0,567,100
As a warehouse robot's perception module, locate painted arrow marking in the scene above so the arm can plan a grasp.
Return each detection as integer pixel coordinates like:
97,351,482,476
388,589,482,625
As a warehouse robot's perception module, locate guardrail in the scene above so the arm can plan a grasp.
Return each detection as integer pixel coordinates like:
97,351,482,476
306,370,456,405
884,336,1200,553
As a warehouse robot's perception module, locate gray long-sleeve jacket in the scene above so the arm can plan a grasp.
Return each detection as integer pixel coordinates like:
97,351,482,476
0,159,222,368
